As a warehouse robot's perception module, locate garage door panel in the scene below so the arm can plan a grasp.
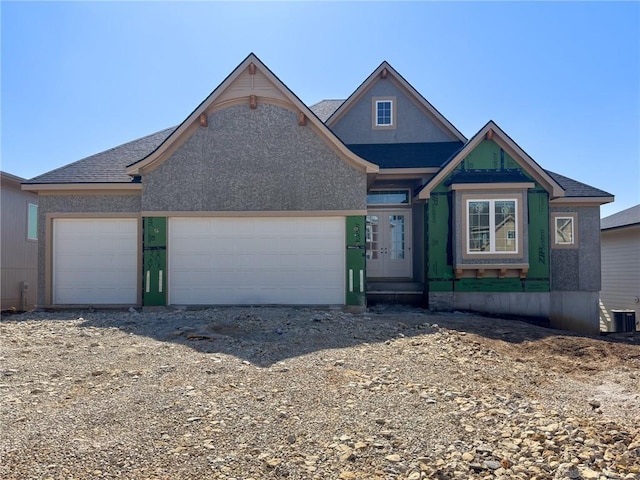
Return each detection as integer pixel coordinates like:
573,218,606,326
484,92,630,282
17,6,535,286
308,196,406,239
58,286,133,304
53,219,138,305
169,217,345,305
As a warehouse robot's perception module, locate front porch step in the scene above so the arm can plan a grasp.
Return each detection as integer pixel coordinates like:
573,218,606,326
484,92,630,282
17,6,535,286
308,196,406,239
367,281,424,293
366,281,425,306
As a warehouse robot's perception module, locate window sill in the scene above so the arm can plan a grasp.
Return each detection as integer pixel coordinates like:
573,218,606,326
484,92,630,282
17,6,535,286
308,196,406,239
552,243,579,250
454,263,529,280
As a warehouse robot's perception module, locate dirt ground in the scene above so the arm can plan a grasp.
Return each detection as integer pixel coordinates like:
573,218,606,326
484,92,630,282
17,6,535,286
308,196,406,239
1,306,639,479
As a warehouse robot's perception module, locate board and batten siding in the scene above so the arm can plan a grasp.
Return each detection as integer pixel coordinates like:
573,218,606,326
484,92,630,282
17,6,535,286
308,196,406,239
600,224,640,330
215,68,288,106
1,173,38,310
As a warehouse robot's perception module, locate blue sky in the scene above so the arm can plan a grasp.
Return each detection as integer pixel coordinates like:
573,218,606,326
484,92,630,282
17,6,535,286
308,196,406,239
1,1,638,217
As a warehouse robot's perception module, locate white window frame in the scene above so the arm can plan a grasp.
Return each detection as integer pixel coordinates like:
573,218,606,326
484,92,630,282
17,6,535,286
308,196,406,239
375,100,393,126
554,216,574,245
551,212,578,249
372,96,396,130
366,189,410,206
466,198,519,255
27,203,38,241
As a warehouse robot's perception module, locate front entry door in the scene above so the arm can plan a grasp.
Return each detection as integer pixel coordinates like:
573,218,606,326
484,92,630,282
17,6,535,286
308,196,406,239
366,210,412,278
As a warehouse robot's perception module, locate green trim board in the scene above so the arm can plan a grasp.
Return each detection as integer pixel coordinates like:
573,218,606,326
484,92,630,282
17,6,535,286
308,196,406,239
143,217,167,306
346,216,366,306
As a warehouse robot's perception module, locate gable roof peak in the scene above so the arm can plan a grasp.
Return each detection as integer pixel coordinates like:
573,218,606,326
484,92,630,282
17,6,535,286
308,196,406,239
125,53,378,176
326,60,466,142
417,119,566,200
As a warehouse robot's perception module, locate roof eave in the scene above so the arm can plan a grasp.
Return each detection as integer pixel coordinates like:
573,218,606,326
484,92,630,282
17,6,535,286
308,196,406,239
21,182,142,193
601,222,640,231
1,171,26,184
550,195,615,205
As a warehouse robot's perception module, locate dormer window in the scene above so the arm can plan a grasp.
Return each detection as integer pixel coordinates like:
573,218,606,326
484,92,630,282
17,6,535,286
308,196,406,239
376,100,392,126
372,97,396,130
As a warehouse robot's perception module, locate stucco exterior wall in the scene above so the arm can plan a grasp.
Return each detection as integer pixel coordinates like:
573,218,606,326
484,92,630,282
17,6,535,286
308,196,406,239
331,79,455,145
550,206,601,292
36,194,142,306
143,103,367,212
548,205,602,334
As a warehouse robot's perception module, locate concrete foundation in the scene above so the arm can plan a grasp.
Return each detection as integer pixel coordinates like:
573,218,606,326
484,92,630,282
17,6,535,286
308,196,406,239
345,305,367,314
427,290,600,335
430,290,552,323
550,291,600,335
428,292,454,311
452,292,550,319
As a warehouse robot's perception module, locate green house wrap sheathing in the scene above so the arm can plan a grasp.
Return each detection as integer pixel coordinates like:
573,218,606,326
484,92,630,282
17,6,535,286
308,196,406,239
426,140,550,294
143,217,167,306
525,190,550,290
427,190,454,292
346,216,366,306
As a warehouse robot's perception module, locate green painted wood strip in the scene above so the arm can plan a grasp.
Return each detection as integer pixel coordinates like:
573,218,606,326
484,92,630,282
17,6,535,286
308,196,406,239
143,217,167,306
346,216,366,306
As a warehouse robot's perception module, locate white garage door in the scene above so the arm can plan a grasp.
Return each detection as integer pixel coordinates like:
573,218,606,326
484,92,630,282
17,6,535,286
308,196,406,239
169,217,345,305
53,218,138,304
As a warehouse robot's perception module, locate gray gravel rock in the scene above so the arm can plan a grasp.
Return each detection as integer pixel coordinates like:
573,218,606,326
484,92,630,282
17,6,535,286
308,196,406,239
1,306,639,479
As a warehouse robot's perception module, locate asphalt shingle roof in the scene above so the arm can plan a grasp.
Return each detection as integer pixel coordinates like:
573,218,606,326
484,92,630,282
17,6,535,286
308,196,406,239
25,127,176,184
22,108,613,203
545,171,613,199
309,100,344,122
346,142,464,169
601,204,640,230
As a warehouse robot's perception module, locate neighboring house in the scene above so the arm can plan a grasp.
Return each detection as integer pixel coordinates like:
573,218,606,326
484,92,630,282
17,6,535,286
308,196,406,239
22,54,614,334
600,204,640,331
1,171,38,311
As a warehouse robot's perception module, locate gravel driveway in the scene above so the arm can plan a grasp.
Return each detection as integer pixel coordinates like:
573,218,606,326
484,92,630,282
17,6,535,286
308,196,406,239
1,306,639,479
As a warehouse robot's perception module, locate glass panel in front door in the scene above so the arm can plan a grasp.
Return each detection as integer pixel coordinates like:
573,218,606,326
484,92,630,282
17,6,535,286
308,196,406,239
389,215,405,260
365,215,383,277
365,216,379,260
